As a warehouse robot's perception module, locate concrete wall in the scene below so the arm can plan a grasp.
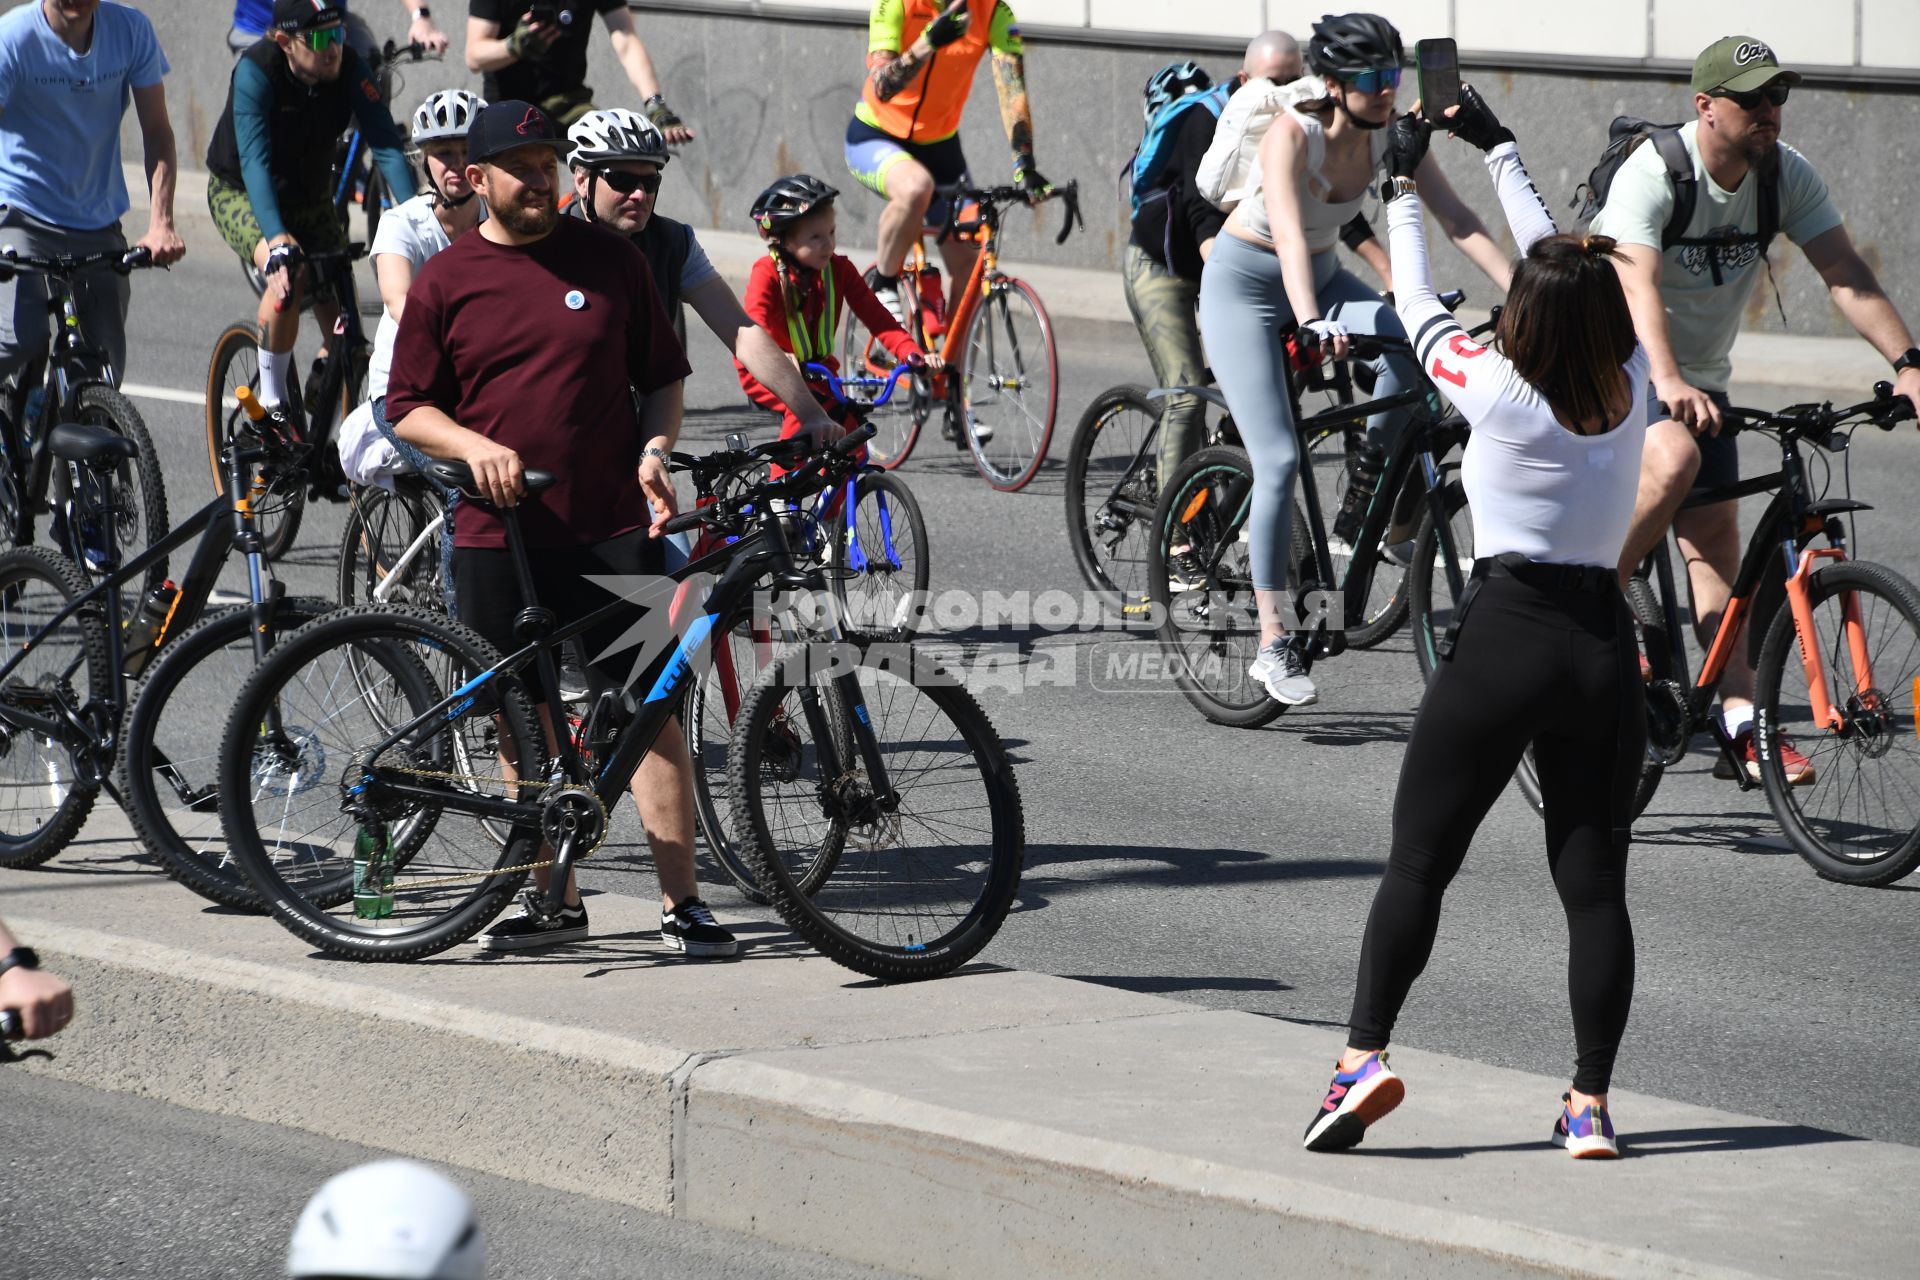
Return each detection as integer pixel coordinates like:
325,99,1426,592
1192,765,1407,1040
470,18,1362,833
116,0,1919,340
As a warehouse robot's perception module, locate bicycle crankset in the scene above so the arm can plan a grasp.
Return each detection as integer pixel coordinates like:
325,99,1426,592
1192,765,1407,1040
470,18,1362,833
1645,678,1689,766
537,783,608,858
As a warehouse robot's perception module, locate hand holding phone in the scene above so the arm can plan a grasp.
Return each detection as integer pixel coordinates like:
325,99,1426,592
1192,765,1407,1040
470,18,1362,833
526,3,559,26
1415,38,1460,119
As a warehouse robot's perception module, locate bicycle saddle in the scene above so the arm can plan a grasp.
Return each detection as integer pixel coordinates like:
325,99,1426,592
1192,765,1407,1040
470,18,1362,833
47,421,138,468
426,459,558,500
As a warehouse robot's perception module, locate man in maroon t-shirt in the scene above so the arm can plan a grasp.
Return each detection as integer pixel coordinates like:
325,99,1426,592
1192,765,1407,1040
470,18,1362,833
386,100,735,958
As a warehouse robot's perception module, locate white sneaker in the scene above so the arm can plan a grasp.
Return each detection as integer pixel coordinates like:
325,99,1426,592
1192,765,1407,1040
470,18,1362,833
872,280,911,333
1248,638,1317,705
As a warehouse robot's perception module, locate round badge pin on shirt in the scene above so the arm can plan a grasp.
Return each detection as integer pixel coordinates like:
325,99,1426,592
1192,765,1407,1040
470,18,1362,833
564,289,586,311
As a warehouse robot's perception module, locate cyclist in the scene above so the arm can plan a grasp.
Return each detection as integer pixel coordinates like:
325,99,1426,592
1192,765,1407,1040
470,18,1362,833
207,0,418,420
845,0,1052,335
287,1160,485,1279
1594,35,1920,786
466,2,693,139
0,916,72,1042
738,175,938,456
0,0,185,386
384,101,734,957
1307,90,1643,1161
227,0,450,57
1198,12,1510,707
564,109,839,443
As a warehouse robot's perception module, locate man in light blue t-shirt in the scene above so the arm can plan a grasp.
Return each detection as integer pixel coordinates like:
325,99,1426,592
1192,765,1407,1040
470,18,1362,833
0,0,185,384
1595,36,1920,785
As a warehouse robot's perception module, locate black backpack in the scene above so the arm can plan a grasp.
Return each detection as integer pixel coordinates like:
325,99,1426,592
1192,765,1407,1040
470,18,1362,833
1573,116,1780,287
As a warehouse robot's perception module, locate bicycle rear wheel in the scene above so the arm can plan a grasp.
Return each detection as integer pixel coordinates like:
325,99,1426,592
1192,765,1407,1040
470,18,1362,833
205,321,306,561
1302,425,1415,650
1064,384,1158,606
117,595,336,909
1754,559,1920,885
63,384,169,614
1407,481,1475,680
218,605,545,959
961,276,1058,491
829,469,930,639
338,481,444,611
0,548,108,868
838,288,925,470
730,642,1025,980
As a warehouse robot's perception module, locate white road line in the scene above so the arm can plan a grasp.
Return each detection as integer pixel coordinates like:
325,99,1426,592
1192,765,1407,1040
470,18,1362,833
122,382,220,409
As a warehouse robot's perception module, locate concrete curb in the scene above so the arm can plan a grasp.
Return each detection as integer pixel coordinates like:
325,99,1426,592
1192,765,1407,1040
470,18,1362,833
6,840,1912,1280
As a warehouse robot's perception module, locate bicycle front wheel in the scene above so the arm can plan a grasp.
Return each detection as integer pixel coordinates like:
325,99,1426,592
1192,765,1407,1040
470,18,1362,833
1755,559,1920,886
219,605,545,959
117,595,337,909
730,642,1025,980
205,321,306,561
838,289,924,470
0,548,108,868
829,469,930,639
1064,384,1158,606
961,276,1058,492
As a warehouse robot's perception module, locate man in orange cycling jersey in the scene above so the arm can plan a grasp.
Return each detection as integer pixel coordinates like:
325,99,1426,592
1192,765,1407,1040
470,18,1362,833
843,0,1048,333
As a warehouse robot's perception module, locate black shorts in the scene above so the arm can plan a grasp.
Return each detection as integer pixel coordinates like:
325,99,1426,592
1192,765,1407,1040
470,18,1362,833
453,526,668,702
1648,385,1738,495
844,113,971,228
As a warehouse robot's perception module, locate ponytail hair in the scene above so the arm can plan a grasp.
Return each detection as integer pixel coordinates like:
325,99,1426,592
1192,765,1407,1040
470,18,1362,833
1495,233,1637,431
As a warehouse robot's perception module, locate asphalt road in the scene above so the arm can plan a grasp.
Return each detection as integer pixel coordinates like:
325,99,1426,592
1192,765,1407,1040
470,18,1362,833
61,216,1920,1158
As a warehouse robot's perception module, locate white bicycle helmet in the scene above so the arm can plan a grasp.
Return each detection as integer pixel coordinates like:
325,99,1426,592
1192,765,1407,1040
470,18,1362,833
410,90,487,147
567,107,670,170
287,1160,486,1280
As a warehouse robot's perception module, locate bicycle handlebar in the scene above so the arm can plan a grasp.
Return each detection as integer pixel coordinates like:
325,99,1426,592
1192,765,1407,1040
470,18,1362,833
1715,381,1916,441
800,360,913,408
0,244,154,283
659,424,880,535
939,179,1082,246
374,39,439,68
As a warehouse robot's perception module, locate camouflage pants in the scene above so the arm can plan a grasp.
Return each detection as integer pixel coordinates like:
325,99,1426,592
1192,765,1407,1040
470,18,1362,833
1121,243,1207,490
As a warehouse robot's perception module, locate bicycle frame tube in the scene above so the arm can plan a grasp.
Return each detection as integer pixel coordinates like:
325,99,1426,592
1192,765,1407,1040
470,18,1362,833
1783,545,1863,732
930,217,998,396
371,510,444,603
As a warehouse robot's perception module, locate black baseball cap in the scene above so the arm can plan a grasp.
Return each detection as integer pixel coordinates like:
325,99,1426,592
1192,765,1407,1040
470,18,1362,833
466,100,571,166
272,0,345,32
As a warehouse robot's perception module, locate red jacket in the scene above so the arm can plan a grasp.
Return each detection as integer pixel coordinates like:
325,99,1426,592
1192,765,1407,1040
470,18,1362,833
736,251,922,416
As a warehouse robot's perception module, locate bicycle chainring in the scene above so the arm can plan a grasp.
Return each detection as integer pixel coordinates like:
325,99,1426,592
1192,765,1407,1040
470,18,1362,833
537,783,608,858
1645,678,1690,765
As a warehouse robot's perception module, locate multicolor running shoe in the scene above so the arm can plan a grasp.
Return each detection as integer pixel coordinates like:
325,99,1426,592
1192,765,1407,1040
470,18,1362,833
1551,1092,1620,1159
1302,1050,1404,1152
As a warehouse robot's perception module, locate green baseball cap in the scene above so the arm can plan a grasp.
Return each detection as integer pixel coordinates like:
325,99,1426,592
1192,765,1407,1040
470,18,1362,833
1692,36,1802,94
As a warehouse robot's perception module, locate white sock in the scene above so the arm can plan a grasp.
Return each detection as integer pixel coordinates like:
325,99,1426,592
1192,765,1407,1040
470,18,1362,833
1722,704,1755,738
256,347,287,408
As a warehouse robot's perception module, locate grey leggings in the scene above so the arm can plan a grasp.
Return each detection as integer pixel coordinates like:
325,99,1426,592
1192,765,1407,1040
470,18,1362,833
1197,233,1416,591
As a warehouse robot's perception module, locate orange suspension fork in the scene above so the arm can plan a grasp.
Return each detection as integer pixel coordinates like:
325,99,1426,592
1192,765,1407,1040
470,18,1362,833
1784,546,1861,732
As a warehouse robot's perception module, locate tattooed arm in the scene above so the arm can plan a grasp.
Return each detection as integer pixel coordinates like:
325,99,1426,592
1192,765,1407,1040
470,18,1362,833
867,0,969,101
868,46,933,102
987,6,1047,195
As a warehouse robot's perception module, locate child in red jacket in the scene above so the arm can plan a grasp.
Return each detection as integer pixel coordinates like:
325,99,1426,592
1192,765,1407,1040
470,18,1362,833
736,175,941,458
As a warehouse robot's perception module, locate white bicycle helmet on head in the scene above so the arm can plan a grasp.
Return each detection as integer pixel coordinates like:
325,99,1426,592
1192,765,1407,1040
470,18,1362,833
411,90,487,147
287,1160,486,1280
567,107,670,170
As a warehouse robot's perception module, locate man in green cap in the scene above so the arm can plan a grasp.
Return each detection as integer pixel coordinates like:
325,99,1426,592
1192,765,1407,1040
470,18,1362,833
1595,35,1920,785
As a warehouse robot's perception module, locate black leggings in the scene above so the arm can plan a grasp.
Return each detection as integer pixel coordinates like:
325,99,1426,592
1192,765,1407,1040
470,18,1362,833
1346,571,1644,1095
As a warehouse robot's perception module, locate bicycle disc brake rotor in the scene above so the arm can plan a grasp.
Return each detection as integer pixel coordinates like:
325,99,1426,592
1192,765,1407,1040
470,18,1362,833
1843,688,1895,759
1645,678,1689,765
251,725,328,799
831,773,900,851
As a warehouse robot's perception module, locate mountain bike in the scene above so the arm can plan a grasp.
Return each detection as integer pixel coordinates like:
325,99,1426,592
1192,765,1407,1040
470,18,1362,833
0,246,168,619
840,182,1081,491
1146,324,1483,726
1487,385,1920,885
208,245,372,561
216,424,1022,979
0,389,332,905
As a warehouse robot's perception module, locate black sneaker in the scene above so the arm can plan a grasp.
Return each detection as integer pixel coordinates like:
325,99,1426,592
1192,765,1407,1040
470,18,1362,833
1167,546,1208,593
661,897,738,958
477,890,588,951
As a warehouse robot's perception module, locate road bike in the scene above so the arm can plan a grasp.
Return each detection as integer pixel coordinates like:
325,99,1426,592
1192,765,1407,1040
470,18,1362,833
208,245,372,561
217,424,1022,979
1145,323,1483,727
1473,385,1920,885
840,182,1081,491
0,388,332,907
0,247,168,618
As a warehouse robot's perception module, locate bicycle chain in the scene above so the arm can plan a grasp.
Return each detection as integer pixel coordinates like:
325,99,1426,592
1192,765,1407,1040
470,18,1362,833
354,757,608,890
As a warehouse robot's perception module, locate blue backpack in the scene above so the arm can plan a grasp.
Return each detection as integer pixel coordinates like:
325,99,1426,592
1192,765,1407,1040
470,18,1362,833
1127,81,1229,221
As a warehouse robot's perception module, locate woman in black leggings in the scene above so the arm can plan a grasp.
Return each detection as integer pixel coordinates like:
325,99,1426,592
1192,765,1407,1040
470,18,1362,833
1303,90,1647,1160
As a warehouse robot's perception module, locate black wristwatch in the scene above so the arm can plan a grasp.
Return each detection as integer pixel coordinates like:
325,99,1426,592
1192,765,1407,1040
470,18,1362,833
412,5,432,18
1892,347,1920,375
0,947,40,979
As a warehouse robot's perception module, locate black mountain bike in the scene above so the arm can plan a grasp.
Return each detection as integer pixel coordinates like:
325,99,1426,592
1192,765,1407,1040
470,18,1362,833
207,245,371,560
0,246,168,616
217,426,1024,980
0,390,332,900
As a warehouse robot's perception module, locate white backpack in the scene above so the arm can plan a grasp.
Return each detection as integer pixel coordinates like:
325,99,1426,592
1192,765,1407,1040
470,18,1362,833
1196,74,1328,212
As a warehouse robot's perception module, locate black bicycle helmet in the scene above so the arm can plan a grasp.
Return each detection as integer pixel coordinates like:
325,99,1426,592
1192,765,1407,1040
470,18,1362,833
1142,60,1211,124
751,174,839,236
1306,12,1404,77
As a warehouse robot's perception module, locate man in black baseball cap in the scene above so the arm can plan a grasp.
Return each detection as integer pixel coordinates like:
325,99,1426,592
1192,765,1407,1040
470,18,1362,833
271,0,346,36
462,100,571,237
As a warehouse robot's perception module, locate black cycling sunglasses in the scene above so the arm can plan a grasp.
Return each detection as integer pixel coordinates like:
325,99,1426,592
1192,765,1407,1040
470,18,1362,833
1710,83,1790,110
599,170,662,196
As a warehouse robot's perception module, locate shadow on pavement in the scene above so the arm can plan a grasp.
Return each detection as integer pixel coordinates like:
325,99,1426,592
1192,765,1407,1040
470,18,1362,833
1354,1121,1864,1160
1063,973,1294,996
1012,844,1384,909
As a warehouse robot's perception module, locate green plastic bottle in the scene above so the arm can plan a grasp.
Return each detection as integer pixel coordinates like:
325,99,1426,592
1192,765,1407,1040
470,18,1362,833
351,824,395,920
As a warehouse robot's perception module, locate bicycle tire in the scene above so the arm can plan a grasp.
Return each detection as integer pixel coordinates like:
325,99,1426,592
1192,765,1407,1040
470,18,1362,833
362,165,385,249
205,321,307,562
64,383,170,612
685,612,789,903
829,469,930,640
838,285,924,470
1753,559,1920,886
961,276,1058,492
1147,445,1289,728
731,642,1025,980
116,595,337,910
337,482,444,611
0,547,109,868
1407,480,1474,680
219,604,545,960
1064,384,1158,605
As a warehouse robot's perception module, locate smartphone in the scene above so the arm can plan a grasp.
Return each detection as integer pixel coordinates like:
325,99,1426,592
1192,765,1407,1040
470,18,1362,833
1416,38,1461,118
527,3,559,25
